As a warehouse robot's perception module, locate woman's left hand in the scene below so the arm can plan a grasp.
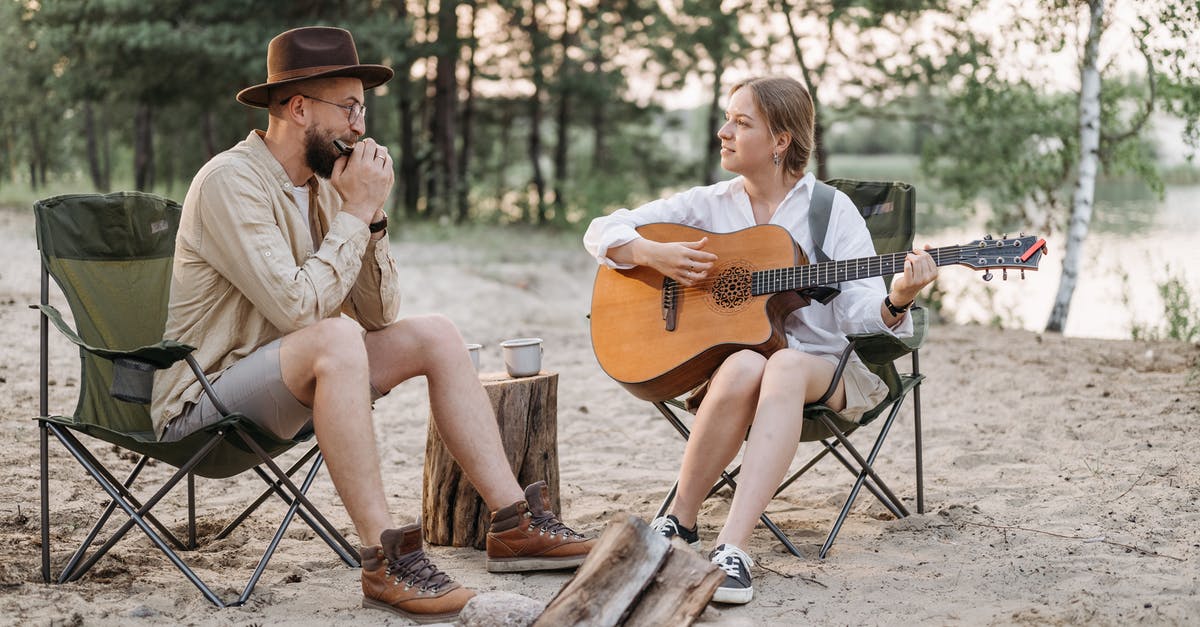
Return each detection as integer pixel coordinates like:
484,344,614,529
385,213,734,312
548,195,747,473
889,244,938,305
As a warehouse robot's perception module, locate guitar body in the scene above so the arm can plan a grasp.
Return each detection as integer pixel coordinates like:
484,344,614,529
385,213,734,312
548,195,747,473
590,223,809,401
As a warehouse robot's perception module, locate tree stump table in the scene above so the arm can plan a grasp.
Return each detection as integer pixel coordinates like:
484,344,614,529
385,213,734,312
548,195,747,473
422,371,560,549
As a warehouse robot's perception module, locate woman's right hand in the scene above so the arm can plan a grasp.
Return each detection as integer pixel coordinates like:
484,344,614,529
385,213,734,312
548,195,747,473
633,237,718,287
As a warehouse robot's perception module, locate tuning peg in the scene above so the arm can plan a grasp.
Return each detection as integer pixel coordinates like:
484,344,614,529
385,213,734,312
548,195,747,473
983,234,993,241
1002,269,1008,281
982,270,993,281
1019,231,1026,237
1020,269,1026,280
1001,233,1008,240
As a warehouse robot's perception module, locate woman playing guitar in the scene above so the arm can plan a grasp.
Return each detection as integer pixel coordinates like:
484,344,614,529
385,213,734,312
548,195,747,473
582,76,938,605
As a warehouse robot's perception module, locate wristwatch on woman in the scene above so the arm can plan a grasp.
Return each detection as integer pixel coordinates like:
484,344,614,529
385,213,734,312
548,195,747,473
885,294,913,316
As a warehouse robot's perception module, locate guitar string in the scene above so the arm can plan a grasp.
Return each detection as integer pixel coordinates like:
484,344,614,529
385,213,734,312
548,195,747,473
661,243,1025,297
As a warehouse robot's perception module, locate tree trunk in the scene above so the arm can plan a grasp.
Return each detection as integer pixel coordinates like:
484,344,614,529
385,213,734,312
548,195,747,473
456,0,477,223
83,102,106,191
527,3,547,224
1047,0,1104,333
780,0,828,180
201,109,218,160
28,119,43,191
134,102,155,191
702,59,724,185
422,372,560,549
497,101,513,209
812,104,829,180
552,3,575,221
433,0,460,220
590,46,608,172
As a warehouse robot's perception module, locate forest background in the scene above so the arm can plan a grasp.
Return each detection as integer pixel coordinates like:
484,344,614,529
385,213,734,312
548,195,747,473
1,0,1198,337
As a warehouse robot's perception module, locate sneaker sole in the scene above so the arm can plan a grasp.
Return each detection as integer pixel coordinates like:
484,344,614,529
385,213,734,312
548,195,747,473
711,586,754,605
486,555,587,573
362,598,461,623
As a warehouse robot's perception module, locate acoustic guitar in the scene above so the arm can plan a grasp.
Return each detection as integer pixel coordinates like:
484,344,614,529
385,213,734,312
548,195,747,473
589,223,1047,401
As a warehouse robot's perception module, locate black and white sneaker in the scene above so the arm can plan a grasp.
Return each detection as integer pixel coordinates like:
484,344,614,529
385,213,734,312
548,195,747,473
649,514,701,550
709,543,754,604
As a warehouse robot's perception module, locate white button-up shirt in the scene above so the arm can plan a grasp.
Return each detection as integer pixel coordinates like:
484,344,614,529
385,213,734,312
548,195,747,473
583,172,911,357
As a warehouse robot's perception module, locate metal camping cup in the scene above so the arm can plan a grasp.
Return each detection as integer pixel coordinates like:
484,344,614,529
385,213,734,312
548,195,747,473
500,337,543,377
466,343,482,371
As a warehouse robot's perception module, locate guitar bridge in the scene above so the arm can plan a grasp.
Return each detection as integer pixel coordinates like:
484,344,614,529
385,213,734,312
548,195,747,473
662,277,677,332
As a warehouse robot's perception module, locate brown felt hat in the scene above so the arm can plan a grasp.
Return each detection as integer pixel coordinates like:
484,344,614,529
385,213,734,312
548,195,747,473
236,26,393,108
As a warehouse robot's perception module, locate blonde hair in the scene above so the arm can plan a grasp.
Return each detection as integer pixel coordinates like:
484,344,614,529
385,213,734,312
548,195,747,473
729,77,815,176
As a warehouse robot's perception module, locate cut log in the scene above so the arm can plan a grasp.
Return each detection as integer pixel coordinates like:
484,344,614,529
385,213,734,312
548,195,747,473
534,514,722,627
422,371,560,549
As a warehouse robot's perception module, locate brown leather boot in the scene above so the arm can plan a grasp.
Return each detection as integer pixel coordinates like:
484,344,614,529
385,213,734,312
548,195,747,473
486,481,595,573
360,523,475,623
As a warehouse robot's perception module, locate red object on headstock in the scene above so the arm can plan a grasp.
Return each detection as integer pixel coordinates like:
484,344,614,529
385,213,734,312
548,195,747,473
1019,238,1047,262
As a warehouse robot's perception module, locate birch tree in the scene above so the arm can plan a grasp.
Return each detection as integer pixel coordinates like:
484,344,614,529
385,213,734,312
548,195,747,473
1046,0,1103,332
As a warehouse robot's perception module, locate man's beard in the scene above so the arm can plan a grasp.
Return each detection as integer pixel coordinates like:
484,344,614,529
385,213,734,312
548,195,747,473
304,126,341,179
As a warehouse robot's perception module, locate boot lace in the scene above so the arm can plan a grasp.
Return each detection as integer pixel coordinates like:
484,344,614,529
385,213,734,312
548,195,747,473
529,510,583,538
386,549,453,593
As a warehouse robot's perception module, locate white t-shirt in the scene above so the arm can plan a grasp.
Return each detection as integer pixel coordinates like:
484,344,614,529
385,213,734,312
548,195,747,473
582,172,912,357
289,184,310,215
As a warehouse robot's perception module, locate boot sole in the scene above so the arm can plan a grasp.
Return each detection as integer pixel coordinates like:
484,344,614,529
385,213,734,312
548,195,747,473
711,585,753,605
486,554,587,573
362,597,462,623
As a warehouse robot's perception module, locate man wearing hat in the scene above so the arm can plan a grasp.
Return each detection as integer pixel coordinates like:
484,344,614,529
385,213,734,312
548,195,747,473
152,26,593,622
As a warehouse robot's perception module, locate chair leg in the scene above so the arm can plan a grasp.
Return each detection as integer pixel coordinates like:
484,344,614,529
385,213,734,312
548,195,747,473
655,480,678,520
39,422,50,584
58,455,151,584
248,458,359,567
188,472,197,549
822,444,904,519
46,423,228,607
233,431,358,561
815,408,910,559
912,350,925,514
233,454,347,606
215,444,320,540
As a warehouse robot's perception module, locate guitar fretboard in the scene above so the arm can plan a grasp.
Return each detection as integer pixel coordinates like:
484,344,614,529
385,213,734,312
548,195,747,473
751,248,955,295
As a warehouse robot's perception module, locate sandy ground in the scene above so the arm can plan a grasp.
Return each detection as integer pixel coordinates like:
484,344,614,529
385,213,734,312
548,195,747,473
0,207,1197,626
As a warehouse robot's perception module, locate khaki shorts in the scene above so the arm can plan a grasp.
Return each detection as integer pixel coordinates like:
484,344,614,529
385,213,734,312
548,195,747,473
685,350,888,424
161,338,313,442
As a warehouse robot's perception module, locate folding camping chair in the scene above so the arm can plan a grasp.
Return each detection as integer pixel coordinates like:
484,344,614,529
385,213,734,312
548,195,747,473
652,179,927,559
33,191,359,607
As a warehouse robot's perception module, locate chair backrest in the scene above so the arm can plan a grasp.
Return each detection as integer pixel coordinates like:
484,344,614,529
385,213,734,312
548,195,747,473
806,179,919,434
34,192,181,436
825,179,917,287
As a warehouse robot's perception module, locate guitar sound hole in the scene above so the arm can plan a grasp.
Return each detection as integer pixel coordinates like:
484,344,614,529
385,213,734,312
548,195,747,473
707,264,754,312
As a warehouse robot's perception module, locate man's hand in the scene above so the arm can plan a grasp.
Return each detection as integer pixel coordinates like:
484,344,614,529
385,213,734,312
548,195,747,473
330,138,394,226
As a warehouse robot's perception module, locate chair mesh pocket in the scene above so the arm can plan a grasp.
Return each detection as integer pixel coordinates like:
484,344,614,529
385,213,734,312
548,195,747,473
111,358,155,404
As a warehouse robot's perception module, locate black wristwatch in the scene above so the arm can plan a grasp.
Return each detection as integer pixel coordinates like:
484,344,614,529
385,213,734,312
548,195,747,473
368,216,388,233
885,294,913,316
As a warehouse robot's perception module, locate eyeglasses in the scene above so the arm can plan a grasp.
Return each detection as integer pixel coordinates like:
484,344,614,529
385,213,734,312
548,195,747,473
281,94,366,125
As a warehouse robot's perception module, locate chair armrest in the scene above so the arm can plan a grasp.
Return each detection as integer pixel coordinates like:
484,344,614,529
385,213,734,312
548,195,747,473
846,306,928,366
33,303,195,368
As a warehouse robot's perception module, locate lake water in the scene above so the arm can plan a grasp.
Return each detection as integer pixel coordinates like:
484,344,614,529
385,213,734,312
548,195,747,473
924,183,1200,340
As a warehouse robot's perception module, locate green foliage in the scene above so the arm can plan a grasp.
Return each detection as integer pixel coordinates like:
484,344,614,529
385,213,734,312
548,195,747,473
1128,266,1200,343
1123,266,1200,343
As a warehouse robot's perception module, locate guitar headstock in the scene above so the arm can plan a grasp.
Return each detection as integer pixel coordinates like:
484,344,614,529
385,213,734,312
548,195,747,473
952,234,1047,280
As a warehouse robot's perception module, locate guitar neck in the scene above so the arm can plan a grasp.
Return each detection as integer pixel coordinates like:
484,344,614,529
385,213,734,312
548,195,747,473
752,246,960,296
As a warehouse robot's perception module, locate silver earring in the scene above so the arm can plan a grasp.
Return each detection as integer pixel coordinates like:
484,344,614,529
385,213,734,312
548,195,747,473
773,152,781,166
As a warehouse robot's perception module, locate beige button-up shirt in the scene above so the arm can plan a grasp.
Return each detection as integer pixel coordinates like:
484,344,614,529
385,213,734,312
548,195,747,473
151,131,401,437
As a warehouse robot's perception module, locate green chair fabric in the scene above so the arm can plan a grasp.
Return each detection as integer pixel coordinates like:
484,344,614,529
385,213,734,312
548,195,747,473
34,191,356,607
652,178,927,560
